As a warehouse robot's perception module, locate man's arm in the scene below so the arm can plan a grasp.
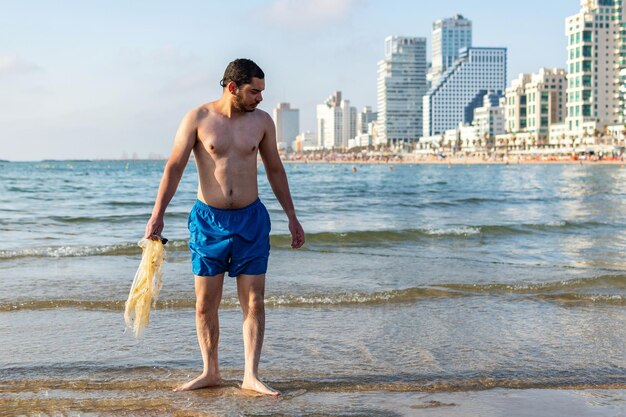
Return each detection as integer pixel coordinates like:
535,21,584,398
258,113,305,249
144,110,198,239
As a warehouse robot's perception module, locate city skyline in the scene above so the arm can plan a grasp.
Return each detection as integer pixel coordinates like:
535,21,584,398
2,0,572,160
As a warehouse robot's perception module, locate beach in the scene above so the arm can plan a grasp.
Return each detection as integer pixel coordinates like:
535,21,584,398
1,160,625,416
282,150,626,165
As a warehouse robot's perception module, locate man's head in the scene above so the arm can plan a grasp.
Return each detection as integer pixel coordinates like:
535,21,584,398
220,58,264,88
220,59,265,112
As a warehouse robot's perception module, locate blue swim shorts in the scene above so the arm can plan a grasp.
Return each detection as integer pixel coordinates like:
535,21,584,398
188,198,271,278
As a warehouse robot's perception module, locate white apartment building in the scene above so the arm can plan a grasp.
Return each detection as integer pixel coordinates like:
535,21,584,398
316,91,357,150
565,0,626,133
428,14,472,85
504,68,567,144
422,47,507,138
377,36,428,146
357,106,378,134
505,74,531,133
473,92,505,139
272,103,299,151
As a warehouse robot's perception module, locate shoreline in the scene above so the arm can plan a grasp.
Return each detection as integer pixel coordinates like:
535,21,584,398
282,156,626,165
3,154,625,166
2,378,624,416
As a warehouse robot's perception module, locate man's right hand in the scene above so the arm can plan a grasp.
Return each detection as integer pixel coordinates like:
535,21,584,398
144,215,164,240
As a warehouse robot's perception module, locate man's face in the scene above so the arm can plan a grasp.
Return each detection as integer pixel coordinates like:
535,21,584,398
235,77,265,112
233,77,265,112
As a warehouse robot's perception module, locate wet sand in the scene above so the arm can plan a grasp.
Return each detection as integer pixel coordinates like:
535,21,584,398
2,375,625,417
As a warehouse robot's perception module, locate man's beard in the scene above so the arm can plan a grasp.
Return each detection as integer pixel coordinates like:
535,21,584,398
234,91,257,113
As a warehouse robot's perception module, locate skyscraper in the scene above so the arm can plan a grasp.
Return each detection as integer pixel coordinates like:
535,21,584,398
422,47,507,138
316,91,357,149
272,103,299,151
565,0,626,133
377,36,428,146
357,106,378,134
428,14,472,85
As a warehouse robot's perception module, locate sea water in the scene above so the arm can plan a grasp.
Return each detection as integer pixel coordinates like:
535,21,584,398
1,160,625,416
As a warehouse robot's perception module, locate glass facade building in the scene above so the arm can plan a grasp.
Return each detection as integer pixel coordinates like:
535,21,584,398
377,36,428,146
423,47,507,137
429,14,473,85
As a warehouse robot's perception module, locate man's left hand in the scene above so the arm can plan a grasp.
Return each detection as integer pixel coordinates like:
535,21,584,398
289,219,305,249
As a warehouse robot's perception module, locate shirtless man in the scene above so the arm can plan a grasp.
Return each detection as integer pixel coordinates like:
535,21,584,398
144,58,305,396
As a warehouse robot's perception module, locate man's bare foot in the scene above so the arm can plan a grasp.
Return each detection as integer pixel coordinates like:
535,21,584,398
241,377,281,396
174,373,222,392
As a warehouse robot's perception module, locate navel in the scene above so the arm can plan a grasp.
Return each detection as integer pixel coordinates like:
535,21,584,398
229,189,233,196
210,145,215,150
251,145,256,151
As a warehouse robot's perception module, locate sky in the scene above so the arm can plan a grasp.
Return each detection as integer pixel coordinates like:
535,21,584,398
1,0,578,161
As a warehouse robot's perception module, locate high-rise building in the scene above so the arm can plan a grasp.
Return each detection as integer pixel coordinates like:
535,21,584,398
272,103,299,151
505,68,567,142
565,0,626,133
377,36,428,146
428,14,472,85
316,91,357,149
357,106,378,134
423,47,507,138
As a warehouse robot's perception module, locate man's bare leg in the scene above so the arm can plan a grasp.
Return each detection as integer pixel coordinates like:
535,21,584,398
174,274,224,391
237,274,280,396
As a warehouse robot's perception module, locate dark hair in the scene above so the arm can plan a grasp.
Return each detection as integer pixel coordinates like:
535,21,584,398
219,58,265,88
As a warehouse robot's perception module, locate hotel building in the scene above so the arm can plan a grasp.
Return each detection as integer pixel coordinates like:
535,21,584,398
428,14,473,85
422,47,507,138
272,103,299,151
316,91,357,150
504,68,567,144
565,0,626,133
377,36,428,146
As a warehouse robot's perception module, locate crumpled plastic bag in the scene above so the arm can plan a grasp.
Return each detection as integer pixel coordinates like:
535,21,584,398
124,237,166,337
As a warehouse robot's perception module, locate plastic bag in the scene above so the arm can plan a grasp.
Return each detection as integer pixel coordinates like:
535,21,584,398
124,237,166,337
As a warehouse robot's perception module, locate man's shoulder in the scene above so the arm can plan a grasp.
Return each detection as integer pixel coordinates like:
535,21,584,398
253,108,273,125
191,102,215,119
179,103,215,127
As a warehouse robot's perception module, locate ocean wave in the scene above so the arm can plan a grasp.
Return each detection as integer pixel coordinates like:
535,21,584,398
0,240,190,260
0,221,619,260
0,288,462,312
48,211,188,224
269,228,482,247
3,277,624,311
269,222,608,246
49,214,147,224
0,229,474,260
107,201,151,207
438,275,626,294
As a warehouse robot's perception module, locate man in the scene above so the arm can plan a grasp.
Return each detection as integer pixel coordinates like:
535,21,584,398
144,58,305,396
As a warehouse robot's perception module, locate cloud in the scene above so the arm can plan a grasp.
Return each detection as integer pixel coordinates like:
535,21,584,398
262,0,363,29
0,55,41,77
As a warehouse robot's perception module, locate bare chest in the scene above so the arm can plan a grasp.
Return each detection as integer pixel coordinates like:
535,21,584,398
197,119,263,158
